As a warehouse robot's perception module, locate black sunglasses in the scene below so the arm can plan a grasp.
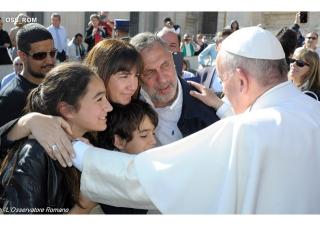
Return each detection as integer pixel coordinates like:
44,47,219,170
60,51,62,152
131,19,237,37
25,49,57,60
306,36,317,40
289,58,310,67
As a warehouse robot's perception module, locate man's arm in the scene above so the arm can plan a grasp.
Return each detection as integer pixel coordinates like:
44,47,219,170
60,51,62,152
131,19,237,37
5,112,74,167
187,81,234,118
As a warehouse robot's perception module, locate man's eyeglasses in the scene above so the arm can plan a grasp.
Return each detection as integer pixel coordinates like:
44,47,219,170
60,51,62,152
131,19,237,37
289,58,310,67
25,49,57,60
306,36,317,40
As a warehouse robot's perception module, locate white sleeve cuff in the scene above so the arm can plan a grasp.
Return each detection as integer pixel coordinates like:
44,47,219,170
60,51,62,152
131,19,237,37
72,140,89,171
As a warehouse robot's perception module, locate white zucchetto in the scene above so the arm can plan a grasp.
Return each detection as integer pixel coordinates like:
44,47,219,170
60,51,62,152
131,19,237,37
221,26,285,60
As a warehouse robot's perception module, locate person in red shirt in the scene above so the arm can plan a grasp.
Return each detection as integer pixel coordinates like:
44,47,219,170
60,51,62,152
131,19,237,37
85,14,106,53
98,12,114,38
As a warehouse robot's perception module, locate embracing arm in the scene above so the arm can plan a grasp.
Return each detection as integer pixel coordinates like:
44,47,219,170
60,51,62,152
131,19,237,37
4,112,74,167
72,141,157,210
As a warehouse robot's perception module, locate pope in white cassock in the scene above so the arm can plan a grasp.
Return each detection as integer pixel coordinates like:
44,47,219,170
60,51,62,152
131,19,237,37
72,26,320,214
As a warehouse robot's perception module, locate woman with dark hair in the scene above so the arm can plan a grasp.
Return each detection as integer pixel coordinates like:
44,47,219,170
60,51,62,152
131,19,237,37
84,39,149,214
85,39,143,105
288,47,320,100
0,62,112,213
230,20,239,32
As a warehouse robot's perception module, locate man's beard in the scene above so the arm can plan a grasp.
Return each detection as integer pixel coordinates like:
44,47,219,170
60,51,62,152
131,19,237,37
28,65,53,79
143,82,177,107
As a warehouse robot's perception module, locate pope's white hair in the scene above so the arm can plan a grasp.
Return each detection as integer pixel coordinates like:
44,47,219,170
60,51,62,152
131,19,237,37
218,50,288,87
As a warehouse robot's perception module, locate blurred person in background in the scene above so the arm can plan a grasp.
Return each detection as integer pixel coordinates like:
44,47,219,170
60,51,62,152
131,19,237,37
196,28,232,95
98,11,113,38
194,33,208,56
85,14,106,53
292,12,305,48
181,33,195,57
9,13,29,61
303,32,320,56
0,56,23,90
230,20,239,32
0,17,12,65
47,13,68,63
67,33,86,61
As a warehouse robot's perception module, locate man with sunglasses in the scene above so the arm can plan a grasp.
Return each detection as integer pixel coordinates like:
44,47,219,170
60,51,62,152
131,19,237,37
303,32,320,56
0,23,55,127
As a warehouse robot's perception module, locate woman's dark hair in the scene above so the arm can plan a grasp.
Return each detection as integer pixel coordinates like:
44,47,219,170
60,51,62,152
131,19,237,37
84,39,143,100
276,27,297,59
230,20,239,31
97,99,158,150
2,62,98,208
25,62,96,115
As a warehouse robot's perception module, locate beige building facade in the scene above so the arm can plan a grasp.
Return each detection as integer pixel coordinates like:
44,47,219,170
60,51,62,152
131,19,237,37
1,11,320,42
1,11,320,77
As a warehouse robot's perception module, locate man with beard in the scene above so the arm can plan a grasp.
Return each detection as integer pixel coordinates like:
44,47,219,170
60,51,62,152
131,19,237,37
130,32,220,146
0,23,55,127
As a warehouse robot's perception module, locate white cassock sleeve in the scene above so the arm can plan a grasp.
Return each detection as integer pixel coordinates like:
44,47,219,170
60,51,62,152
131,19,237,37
78,100,320,214
78,117,237,213
78,142,157,210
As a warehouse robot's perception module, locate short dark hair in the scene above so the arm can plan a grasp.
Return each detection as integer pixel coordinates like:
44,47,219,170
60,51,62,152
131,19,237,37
97,99,158,150
163,17,172,23
74,33,83,39
276,27,297,59
16,23,53,53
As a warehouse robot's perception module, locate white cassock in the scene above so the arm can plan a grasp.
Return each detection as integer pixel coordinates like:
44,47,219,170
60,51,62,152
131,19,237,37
78,81,320,214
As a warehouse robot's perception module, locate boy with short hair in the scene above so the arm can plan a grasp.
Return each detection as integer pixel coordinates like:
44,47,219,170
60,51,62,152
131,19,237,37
98,99,158,154
97,99,158,214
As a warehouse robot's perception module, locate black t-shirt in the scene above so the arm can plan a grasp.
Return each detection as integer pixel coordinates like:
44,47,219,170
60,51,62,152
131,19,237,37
0,74,38,127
